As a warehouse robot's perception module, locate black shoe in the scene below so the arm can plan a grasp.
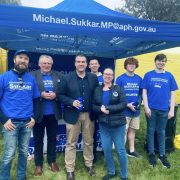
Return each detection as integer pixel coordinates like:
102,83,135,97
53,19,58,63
127,150,141,158
67,172,75,180
86,166,96,176
158,155,171,169
102,174,116,180
149,154,157,167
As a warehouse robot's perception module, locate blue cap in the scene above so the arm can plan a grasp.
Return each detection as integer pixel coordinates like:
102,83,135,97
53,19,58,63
14,50,30,57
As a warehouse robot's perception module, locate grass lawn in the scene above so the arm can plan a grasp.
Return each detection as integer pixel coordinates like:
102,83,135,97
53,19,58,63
0,106,180,180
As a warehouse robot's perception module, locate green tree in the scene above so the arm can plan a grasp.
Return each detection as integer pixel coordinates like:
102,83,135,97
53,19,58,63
0,0,21,5
117,0,180,22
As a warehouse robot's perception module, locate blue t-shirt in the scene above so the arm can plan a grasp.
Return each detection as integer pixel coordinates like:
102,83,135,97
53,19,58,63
116,73,142,117
0,70,40,120
141,70,178,111
42,74,54,115
102,90,110,106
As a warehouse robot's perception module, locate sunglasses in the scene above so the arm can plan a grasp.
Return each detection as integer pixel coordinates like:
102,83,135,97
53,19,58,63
18,75,24,86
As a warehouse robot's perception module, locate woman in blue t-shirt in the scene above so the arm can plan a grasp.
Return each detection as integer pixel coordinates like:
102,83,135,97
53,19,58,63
93,68,128,180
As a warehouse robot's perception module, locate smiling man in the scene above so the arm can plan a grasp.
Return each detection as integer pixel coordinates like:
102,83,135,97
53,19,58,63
31,55,62,176
142,54,178,168
0,50,40,180
58,53,98,180
89,59,103,85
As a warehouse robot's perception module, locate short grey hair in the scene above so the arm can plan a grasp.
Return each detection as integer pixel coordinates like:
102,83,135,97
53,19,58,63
38,55,53,65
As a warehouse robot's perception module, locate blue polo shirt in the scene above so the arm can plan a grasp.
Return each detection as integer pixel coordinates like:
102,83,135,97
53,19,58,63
116,73,142,117
141,70,178,111
0,70,40,120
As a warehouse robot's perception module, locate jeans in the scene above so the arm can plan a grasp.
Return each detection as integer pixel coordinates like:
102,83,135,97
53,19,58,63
99,123,128,179
33,115,58,166
146,109,168,155
0,120,31,180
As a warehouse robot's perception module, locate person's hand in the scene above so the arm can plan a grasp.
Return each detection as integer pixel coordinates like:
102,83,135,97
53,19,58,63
26,118,35,128
41,91,55,100
127,102,136,112
41,91,51,99
48,92,56,100
168,109,174,119
101,105,109,114
4,119,16,131
73,100,82,109
145,107,151,118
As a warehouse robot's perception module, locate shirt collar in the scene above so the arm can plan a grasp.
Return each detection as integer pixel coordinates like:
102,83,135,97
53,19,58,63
97,72,102,76
154,69,166,73
41,71,52,75
76,71,87,79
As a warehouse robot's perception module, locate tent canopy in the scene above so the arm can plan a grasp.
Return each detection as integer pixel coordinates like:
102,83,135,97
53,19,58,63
0,0,180,58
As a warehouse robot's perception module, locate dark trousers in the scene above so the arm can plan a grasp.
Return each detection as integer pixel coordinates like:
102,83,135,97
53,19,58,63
33,115,58,166
93,121,99,161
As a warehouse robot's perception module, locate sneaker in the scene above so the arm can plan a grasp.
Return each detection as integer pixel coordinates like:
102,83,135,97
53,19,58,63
149,154,157,167
158,155,171,169
127,151,141,158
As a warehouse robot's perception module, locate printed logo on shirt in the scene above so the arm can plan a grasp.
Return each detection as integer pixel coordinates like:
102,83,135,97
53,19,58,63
9,81,32,91
151,78,168,83
43,80,53,88
124,83,140,90
126,93,138,96
151,78,168,88
113,91,118,97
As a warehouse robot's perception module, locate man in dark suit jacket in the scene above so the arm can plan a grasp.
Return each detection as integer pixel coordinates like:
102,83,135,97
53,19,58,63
31,55,62,176
58,54,98,180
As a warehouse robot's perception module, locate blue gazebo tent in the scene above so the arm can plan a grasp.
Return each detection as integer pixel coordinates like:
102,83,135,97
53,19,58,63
0,0,180,58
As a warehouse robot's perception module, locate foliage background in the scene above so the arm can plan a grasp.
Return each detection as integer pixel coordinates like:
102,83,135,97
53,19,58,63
116,0,180,22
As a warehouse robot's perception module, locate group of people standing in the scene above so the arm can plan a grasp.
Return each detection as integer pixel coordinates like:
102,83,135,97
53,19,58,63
0,50,178,180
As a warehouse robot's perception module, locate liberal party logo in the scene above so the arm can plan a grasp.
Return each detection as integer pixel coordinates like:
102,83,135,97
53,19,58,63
113,91,118,97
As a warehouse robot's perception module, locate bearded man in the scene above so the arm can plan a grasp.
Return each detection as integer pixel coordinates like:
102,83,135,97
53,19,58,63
0,50,40,180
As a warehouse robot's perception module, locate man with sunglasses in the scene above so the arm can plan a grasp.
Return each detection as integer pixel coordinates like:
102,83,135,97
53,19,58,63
0,50,40,180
